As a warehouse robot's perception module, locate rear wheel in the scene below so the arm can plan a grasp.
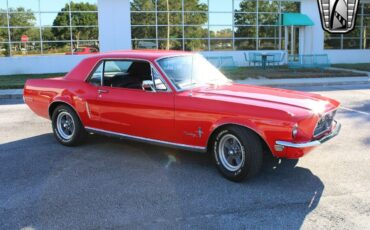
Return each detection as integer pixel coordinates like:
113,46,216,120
212,126,263,182
51,105,86,146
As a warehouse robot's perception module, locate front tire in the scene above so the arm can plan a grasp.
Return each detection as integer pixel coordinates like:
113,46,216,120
51,105,86,146
212,126,263,182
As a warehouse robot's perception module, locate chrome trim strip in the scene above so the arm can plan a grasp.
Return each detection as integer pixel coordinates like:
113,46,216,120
276,121,341,149
85,126,207,152
276,140,321,148
85,102,91,119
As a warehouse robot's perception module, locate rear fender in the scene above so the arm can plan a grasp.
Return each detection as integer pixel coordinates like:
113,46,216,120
48,96,83,124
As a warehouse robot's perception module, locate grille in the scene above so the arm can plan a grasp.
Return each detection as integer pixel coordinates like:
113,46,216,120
314,110,337,137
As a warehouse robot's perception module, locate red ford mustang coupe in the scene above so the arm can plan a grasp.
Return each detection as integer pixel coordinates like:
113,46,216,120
24,50,341,181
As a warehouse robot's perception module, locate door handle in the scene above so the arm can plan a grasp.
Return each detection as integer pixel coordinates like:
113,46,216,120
98,89,109,94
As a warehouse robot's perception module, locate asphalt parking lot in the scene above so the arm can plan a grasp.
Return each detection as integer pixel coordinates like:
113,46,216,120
1,84,369,229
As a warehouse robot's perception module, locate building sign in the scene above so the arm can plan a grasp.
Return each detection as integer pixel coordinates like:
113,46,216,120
317,0,360,33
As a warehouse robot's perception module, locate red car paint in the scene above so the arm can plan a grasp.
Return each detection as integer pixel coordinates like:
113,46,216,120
24,50,341,158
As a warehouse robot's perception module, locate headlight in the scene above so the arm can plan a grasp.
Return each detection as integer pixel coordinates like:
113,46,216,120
314,110,337,137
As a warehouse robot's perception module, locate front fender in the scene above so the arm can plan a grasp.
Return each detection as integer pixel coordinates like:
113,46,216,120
207,116,296,158
209,117,267,142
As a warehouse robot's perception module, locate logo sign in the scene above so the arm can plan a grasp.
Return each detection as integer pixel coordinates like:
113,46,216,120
317,0,360,33
21,35,29,43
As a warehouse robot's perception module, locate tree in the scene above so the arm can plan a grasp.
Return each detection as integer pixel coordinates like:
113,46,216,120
52,2,98,48
0,8,36,41
234,0,257,42
234,0,283,50
130,0,208,50
0,7,37,54
2,43,10,56
0,11,8,50
41,27,55,41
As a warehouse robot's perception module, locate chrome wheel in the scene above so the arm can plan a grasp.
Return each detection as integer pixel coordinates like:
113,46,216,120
56,111,75,140
218,134,245,172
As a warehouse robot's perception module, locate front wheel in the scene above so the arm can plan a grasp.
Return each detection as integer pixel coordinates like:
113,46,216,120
51,105,86,146
212,126,263,182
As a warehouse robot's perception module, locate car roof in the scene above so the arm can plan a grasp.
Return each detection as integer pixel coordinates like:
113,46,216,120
65,50,193,82
92,49,192,61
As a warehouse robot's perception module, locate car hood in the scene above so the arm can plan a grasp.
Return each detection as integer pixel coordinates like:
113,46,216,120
192,83,340,113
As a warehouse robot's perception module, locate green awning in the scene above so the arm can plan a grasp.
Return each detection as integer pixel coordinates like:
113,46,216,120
282,13,314,26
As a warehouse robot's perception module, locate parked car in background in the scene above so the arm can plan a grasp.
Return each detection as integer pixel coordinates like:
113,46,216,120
65,47,99,55
137,41,157,49
24,50,341,181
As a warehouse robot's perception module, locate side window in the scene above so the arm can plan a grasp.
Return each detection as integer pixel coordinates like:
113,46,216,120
103,60,154,90
152,68,167,91
88,62,103,86
88,60,168,92
103,60,133,87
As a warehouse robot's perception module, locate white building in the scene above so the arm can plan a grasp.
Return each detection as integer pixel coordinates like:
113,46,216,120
0,0,369,75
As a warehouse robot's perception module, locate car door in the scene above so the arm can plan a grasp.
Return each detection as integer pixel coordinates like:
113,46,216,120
88,59,176,143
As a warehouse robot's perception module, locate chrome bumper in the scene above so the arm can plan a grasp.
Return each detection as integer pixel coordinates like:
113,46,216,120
275,121,341,149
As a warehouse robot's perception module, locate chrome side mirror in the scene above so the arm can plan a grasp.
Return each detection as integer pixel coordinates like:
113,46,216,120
154,78,167,91
142,80,155,92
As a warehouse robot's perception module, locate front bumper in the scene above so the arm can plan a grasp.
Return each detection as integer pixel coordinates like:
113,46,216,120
275,121,341,149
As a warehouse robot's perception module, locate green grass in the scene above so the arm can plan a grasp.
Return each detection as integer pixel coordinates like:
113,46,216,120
221,65,366,80
332,63,370,72
0,73,66,89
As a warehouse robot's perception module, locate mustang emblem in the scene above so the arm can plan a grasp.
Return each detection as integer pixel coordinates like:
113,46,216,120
184,127,203,138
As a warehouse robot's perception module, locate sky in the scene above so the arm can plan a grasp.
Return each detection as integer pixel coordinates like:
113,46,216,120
0,0,97,25
0,0,265,27
1,0,97,11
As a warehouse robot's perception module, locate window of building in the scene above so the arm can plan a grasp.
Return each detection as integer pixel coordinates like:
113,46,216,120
130,0,300,51
324,2,370,50
0,0,98,57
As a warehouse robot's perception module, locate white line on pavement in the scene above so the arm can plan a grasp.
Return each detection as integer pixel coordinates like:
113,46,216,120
340,107,370,116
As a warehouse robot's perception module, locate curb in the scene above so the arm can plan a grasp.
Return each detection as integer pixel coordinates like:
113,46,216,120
0,89,23,100
328,67,370,76
235,76,370,87
0,94,23,100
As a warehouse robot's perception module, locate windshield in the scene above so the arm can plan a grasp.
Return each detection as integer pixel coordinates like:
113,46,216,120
157,54,231,90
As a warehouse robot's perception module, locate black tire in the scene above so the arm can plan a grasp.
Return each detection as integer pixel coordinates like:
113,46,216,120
212,126,263,182
51,104,86,146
